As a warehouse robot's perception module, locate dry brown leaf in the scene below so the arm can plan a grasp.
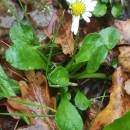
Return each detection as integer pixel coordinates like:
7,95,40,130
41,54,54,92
89,67,130,130
44,9,74,55
78,17,102,45
113,19,130,45
118,46,130,72
124,79,130,95
7,71,57,130
82,17,102,35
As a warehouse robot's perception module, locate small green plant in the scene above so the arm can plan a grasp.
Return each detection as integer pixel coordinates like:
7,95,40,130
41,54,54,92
93,0,122,18
1,0,120,130
4,22,119,130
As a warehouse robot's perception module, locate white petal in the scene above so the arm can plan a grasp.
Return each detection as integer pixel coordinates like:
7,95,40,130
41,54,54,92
66,0,75,4
91,1,97,8
71,0,75,3
85,1,97,11
86,6,95,12
82,14,90,22
91,1,97,7
83,12,92,17
71,16,80,35
82,0,92,3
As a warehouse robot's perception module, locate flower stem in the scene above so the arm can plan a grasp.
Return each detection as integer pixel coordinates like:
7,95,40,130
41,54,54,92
45,10,65,75
65,32,79,71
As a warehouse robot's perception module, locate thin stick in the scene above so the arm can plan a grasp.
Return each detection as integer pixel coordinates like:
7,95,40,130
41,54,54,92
0,40,10,47
13,119,20,130
7,67,27,81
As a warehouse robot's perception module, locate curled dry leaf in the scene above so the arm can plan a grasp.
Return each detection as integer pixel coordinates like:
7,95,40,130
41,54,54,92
118,46,130,72
44,9,74,55
113,19,130,45
89,67,130,130
7,71,57,130
0,39,9,56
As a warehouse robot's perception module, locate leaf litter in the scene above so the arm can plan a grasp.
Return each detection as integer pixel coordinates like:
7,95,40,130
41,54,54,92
7,71,57,130
89,67,130,130
0,0,130,130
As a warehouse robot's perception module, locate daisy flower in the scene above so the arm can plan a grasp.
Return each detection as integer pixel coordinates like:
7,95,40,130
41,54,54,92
66,0,97,35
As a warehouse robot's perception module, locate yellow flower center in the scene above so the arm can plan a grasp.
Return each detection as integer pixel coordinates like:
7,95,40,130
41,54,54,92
72,2,86,16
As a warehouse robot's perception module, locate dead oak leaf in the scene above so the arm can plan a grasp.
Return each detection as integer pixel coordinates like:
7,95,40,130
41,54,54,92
7,71,57,130
90,67,130,130
118,46,130,73
113,19,130,45
44,9,74,55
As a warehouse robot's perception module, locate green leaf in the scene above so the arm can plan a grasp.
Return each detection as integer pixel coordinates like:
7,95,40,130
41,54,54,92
111,4,122,19
7,22,47,70
75,90,91,110
101,0,109,4
55,97,83,130
0,66,20,98
10,23,34,45
99,27,120,50
5,43,47,70
87,46,108,73
103,111,130,130
75,33,103,64
75,27,119,73
92,2,107,17
48,66,69,87
64,92,71,100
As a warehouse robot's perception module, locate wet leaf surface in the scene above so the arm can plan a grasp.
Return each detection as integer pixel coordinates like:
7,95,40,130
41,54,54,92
48,66,69,87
